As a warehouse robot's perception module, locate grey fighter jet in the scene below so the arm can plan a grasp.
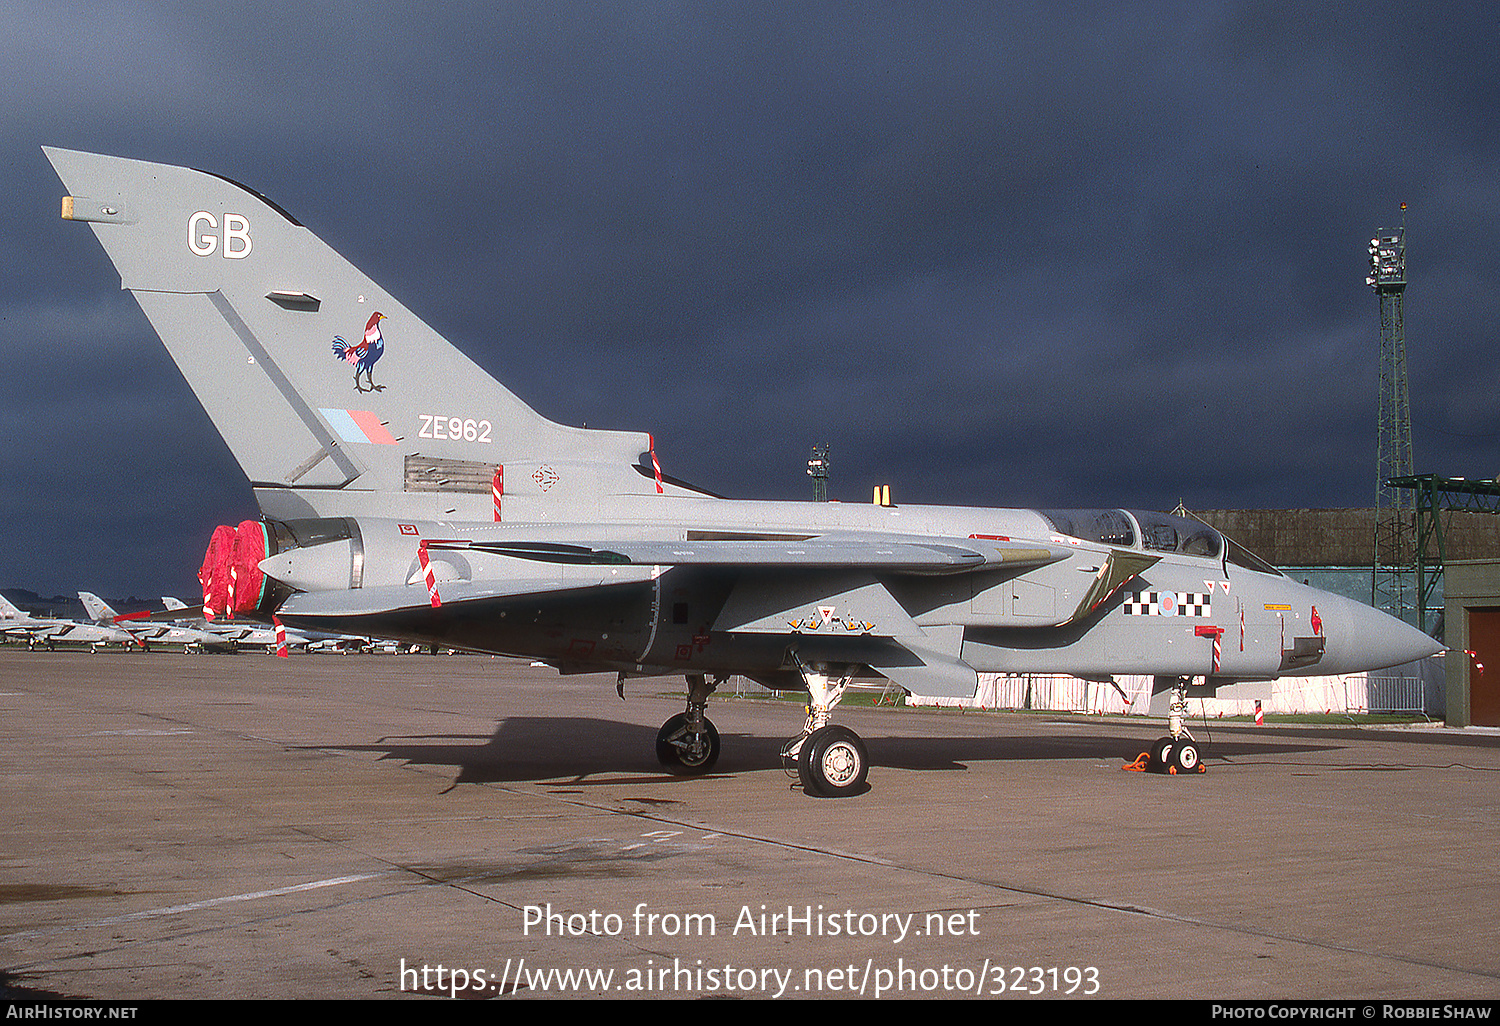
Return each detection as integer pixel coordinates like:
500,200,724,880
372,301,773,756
78,592,230,653
1,593,135,650
45,147,1441,795
159,596,318,652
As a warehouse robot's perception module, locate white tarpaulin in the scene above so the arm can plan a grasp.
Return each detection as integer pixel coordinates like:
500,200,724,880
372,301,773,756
907,656,1444,717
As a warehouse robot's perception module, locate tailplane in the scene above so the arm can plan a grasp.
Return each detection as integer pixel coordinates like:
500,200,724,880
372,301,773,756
45,147,679,522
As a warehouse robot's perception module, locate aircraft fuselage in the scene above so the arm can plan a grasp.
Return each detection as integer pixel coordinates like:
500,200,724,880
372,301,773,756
266,501,1423,695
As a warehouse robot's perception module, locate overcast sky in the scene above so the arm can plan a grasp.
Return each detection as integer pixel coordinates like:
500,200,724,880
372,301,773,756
3,1,1497,598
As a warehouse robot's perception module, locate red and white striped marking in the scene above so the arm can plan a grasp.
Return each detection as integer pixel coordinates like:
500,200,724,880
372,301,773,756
1195,625,1225,673
649,435,663,494
492,465,503,522
272,615,289,658
418,542,442,607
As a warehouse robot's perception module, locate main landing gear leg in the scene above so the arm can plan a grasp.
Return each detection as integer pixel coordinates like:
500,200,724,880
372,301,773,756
1148,676,1202,774
781,657,870,797
656,673,724,775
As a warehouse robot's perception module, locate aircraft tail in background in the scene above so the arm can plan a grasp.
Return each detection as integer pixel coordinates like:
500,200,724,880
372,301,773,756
76,591,120,624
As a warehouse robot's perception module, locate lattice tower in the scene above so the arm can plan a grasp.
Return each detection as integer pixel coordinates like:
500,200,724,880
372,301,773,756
807,444,830,502
1368,220,1415,621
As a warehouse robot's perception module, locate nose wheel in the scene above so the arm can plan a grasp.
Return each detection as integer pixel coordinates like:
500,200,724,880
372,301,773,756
1147,735,1201,774
795,724,870,796
1145,677,1205,774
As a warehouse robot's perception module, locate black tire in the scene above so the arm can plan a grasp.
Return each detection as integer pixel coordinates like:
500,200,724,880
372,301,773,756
1149,737,1175,774
797,725,869,797
1171,740,1201,773
655,712,720,774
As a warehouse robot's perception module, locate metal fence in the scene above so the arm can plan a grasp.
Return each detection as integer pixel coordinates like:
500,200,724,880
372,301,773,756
1361,675,1428,716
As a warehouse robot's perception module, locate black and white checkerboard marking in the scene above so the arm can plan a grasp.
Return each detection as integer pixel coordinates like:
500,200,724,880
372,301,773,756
1122,591,1212,616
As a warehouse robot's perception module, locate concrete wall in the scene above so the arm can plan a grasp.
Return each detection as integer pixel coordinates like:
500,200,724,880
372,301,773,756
1195,508,1500,566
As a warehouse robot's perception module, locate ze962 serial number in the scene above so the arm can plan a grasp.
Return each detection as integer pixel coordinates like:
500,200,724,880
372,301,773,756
418,414,492,443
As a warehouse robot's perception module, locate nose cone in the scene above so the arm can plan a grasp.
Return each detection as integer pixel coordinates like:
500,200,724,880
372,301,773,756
1319,592,1443,674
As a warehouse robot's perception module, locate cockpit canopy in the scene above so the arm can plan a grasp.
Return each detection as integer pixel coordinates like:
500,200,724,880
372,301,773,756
1037,508,1282,575
1128,509,1223,557
1038,509,1222,558
1038,509,1139,549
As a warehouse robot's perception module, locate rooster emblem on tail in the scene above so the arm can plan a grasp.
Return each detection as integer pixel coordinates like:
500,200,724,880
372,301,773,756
331,312,386,392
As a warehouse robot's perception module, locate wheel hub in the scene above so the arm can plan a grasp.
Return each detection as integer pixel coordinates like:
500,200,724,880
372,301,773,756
821,742,859,785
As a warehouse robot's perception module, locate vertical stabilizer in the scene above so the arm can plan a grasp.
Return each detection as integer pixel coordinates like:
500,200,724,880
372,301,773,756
77,591,118,623
45,147,672,521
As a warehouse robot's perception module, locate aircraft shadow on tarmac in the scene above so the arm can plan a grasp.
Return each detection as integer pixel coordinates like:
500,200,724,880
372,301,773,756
314,716,1341,787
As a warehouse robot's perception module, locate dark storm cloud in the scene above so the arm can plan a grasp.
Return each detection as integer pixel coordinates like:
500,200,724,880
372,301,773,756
2,1,1497,596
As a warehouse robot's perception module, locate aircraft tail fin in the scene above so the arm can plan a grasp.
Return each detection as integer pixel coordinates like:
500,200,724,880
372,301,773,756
77,591,117,623
44,147,677,522
0,594,24,619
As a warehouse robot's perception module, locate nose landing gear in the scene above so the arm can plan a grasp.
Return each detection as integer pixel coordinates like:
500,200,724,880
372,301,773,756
1145,676,1205,774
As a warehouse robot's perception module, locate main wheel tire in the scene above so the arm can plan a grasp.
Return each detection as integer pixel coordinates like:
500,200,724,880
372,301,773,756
1171,740,1201,773
655,712,720,774
797,725,869,797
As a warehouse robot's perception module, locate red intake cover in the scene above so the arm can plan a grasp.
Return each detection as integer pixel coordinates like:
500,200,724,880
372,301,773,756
199,521,268,619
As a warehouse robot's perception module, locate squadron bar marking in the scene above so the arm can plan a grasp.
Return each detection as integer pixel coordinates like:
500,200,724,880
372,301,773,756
1122,592,1212,617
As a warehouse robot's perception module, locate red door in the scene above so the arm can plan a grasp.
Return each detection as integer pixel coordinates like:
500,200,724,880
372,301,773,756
1466,609,1500,726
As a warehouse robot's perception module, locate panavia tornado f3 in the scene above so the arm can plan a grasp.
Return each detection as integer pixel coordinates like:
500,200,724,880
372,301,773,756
45,147,1440,795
